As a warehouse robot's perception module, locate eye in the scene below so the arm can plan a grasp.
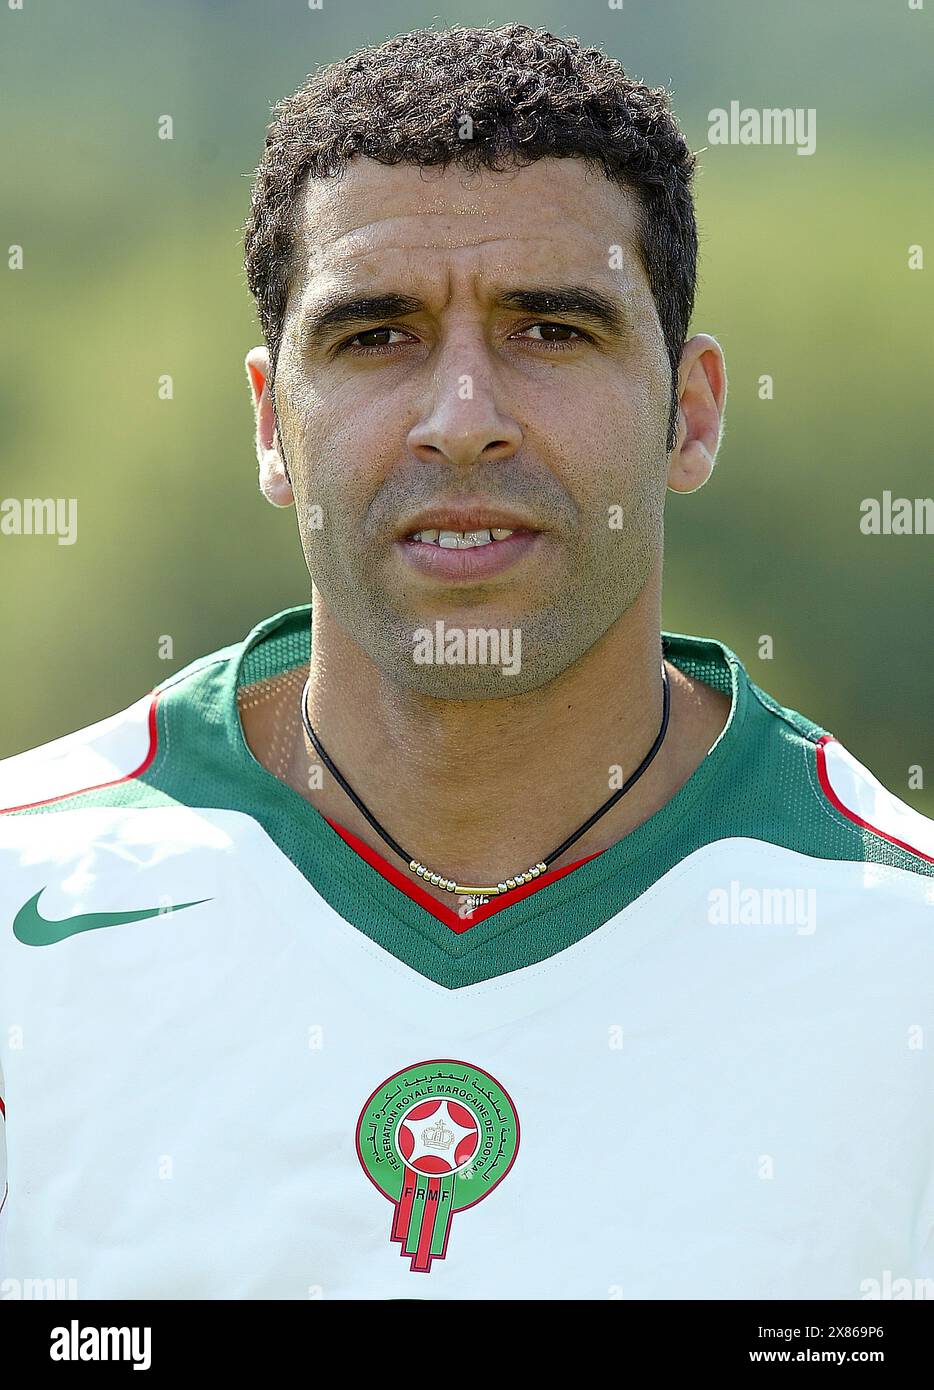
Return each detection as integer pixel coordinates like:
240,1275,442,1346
515,322,591,350
339,327,414,355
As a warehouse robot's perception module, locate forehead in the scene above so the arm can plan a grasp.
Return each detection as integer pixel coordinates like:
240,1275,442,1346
289,156,646,301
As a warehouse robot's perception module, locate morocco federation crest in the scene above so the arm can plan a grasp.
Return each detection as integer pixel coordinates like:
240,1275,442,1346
356,1059,520,1273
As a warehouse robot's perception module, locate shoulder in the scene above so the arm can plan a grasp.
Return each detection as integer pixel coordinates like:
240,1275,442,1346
0,644,238,817
810,731,934,868
744,675,934,877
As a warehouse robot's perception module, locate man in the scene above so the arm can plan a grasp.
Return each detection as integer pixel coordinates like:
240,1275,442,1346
1,25,932,1300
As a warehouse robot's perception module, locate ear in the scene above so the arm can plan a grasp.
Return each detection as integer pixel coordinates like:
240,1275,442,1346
244,346,294,508
667,334,727,494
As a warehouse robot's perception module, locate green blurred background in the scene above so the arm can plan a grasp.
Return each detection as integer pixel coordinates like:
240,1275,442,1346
2,0,932,811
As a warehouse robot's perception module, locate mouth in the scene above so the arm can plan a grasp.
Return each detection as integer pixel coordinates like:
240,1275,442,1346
405,526,527,549
394,505,547,581
396,504,542,543
394,513,544,583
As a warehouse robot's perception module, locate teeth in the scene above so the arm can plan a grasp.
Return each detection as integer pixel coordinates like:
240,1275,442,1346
412,527,514,548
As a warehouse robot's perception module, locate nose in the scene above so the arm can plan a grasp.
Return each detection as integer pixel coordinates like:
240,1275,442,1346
406,338,524,470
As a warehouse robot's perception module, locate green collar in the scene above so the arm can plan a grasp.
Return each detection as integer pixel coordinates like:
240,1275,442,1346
153,603,750,987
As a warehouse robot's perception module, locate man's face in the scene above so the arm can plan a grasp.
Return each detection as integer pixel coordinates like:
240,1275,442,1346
271,156,673,695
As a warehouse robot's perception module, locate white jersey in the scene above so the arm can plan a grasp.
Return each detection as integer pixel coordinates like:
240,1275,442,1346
1,604,933,1299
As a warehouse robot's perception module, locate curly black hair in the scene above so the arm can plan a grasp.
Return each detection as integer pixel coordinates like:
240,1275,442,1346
243,24,698,450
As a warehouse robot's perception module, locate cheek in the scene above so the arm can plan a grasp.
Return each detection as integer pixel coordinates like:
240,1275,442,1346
554,415,656,519
560,417,666,567
285,423,362,531
295,389,405,506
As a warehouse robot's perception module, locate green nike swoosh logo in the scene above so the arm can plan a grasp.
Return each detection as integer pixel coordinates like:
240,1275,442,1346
13,889,212,947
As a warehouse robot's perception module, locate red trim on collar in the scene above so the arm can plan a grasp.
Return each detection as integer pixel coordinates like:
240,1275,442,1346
322,816,602,933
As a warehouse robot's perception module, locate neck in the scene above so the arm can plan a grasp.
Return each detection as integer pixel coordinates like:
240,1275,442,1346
293,572,709,893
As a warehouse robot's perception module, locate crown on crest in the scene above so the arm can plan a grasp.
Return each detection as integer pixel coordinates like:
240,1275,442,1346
421,1113,455,1149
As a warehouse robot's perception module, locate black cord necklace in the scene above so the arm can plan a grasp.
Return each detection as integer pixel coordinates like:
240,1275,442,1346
299,662,670,908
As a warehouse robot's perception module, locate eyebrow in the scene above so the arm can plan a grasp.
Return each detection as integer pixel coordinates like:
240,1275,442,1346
497,286,626,337
299,284,628,350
